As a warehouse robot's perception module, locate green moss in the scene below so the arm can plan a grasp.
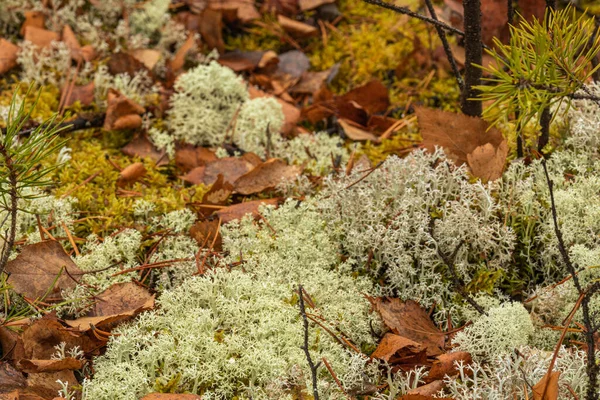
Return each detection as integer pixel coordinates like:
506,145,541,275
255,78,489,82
359,124,421,165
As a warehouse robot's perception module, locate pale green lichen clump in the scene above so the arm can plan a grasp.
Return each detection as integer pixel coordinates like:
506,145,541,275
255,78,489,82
83,201,376,399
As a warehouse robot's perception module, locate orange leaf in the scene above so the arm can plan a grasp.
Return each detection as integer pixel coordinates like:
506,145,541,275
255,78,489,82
532,371,560,400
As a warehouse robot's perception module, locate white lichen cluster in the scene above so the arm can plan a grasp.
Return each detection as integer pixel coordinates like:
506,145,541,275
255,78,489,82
17,41,72,87
83,200,377,399
318,149,515,310
277,132,351,175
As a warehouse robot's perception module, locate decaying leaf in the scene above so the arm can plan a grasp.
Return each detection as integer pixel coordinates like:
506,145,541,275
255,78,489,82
122,134,169,166
532,371,560,400
370,333,424,363
21,317,98,359
169,33,197,74
0,327,26,362
18,358,83,374
181,157,255,186
175,144,218,173
61,81,95,108
202,174,234,205
337,79,390,117
117,162,147,187
190,219,222,251
19,11,45,37
107,52,149,77
23,26,59,49
416,106,507,182
233,159,301,195
209,0,261,23
65,282,155,331
367,297,445,356
338,119,379,142
216,198,280,223
5,241,83,301
131,49,161,70
103,89,145,131
141,394,202,400
26,370,77,399
426,352,471,382
0,39,20,75
0,362,26,392
406,380,445,396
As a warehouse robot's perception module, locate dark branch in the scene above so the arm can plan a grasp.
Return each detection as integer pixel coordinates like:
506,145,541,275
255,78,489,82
298,284,321,400
1,113,105,137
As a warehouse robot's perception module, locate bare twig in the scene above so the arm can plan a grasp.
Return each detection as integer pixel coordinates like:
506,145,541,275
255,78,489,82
0,144,18,275
298,284,321,400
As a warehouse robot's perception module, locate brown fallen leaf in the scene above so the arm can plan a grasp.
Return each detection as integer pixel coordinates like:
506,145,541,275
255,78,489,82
113,114,143,130
299,0,335,11
337,79,390,118
190,219,222,251
182,157,255,186
175,144,218,173
18,358,83,374
169,33,197,75
24,26,59,49
0,362,26,392
65,282,155,331
117,162,147,187
202,174,234,205
277,15,318,37
371,333,424,363
532,371,560,400
20,11,45,37
60,81,95,108
1,389,47,400
0,327,26,362
426,351,472,382
248,86,300,134
338,119,379,142
141,394,202,400
209,0,261,23
0,39,20,75
131,49,161,70
261,0,298,16
103,89,145,131
367,297,445,356
107,52,149,77
61,25,83,63
216,198,280,223
199,9,226,54
22,317,98,359
6,241,83,301
416,106,507,181
407,380,446,396
234,159,301,195
122,134,169,166
218,50,279,72
26,370,77,400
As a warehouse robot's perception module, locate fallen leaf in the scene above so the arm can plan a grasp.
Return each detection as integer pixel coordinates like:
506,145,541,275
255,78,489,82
277,15,318,37
141,394,202,400
20,12,45,37
6,241,83,301
0,39,20,74
175,144,218,172
261,0,298,15
170,33,197,74
107,52,149,77
336,79,390,120
26,370,77,400
216,198,280,223
18,358,82,374
277,50,310,79
61,25,82,62
0,327,26,362
198,9,226,54
210,0,261,23
338,119,379,142
24,26,59,49
65,282,155,331
416,106,507,181
289,68,335,94
0,362,26,392
407,380,446,396
426,352,472,382
299,0,335,11
131,49,161,70
103,89,145,131
371,333,424,363
202,174,234,205
182,157,255,186
22,317,97,359
218,50,268,72
122,134,169,166
248,86,300,134
190,219,222,251
61,81,95,108
367,297,445,356
113,114,143,130
532,371,560,400
117,162,147,187
234,159,301,195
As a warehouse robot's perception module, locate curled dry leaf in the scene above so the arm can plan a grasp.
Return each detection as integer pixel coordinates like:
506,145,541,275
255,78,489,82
117,162,147,187
233,158,301,195
103,89,145,131
426,351,472,382
216,198,280,223
367,297,445,356
169,33,197,74
24,26,59,49
415,106,508,182
0,327,26,362
0,39,20,75
338,118,379,142
337,79,390,117
532,371,560,400
18,358,83,374
112,114,143,130
202,174,234,205
370,333,424,363
175,144,218,173
65,282,155,331
21,317,99,359
5,241,83,301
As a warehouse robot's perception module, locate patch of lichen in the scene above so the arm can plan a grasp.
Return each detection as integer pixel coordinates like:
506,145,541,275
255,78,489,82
48,128,207,239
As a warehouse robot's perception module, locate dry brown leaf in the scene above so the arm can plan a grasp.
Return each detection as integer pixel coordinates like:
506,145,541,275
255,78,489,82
367,297,445,356
466,141,508,182
122,134,169,167
370,333,424,363
65,282,155,331
248,86,300,134
113,114,143,130
338,119,379,142
299,0,335,11
0,362,26,392
277,15,318,37
216,198,280,223
234,159,301,195
261,0,298,16
0,390,46,400
289,69,333,94
218,50,266,72
20,12,45,36
426,351,471,382
416,106,507,180
131,49,161,70
103,89,145,131
61,82,95,108
209,0,261,23
61,25,82,62
107,52,149,77
117,162,147,187
182,157,255,186
141,394,202,400
532,371,560,400
190,219,222,251
337,79,390,117
170,34,196,74
198,9,226,54
80,45,96,62
26,370,77,400
24,26,59,49
407,380,446,396
18,358,82,374
22,317,98,359
0,327,26,362
6,241,83,301
175,144,218,172
0,39,20,75
202,174,234,205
